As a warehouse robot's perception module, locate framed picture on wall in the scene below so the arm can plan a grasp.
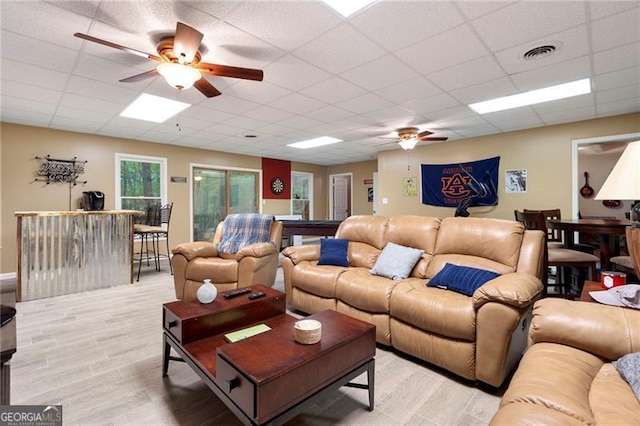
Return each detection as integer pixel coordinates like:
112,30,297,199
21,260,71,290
505,169,527,193
403,177,417,196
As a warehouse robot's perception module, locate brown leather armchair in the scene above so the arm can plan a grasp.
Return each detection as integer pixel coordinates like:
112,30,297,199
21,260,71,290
171,217,283,300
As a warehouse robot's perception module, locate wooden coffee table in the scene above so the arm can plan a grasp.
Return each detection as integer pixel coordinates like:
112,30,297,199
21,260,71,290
162,285,376,425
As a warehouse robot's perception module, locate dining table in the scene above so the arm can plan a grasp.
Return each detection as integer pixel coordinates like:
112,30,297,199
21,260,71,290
548,218,633,272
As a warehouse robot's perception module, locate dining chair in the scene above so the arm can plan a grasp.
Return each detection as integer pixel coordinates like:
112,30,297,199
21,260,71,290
515,210,599,297
610,227,639,280
523,208,596,253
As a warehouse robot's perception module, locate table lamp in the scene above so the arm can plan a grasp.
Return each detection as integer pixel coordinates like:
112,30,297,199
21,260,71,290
595,140,640,276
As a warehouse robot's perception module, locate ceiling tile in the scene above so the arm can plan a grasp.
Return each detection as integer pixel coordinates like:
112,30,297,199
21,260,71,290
350,1,465,51
593,42,640,74
591,7,640,52
293,23,386,74
471,1,586,51
589,1,640,20
427,55,505,91
449,77,518,104
225,80,291,104
1,59,70,91
2,32,79,73
60,93,123,114
593,67,640,91
336,93,393,114
495,25,590,75
510,56,592,91
396,24,488,75
1,1,93,50
300,77,367,104
200,94,261,115
263,54,331,91
341,55,419,91
596,84,640,104
268,93,326,115
242,105,295,123
66,76,139,104
456,1,515,20
402,92,462,116
1,80,63,105
2,95,58,115
376,76,441,104
304,105,355,123
539,105,597,125
224,1,342,51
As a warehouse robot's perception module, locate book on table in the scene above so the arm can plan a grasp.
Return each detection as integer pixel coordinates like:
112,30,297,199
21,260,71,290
224,323,271,343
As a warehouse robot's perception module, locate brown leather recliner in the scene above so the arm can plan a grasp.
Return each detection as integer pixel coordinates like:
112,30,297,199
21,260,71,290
491,298,640,424
171,218,282,300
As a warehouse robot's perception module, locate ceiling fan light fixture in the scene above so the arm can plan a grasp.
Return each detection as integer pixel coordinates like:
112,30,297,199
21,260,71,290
398,138,418,150
157,62,201,90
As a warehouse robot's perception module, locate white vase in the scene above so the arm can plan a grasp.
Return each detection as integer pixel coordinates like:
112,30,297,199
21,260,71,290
196,279,217,304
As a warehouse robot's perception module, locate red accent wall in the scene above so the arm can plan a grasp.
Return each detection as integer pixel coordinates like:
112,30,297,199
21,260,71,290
262,158,291,199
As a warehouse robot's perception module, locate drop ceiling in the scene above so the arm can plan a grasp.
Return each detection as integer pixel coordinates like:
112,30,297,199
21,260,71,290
1,0,639,166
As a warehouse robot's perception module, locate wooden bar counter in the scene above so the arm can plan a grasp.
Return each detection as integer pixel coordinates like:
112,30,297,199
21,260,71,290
15,210,138,301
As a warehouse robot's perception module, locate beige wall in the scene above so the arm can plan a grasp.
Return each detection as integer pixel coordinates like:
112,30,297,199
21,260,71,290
0,123,327,273
2,113,638,273
376,113,640,220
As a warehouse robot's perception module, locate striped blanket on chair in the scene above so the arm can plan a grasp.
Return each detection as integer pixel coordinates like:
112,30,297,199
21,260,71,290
216,213,275,255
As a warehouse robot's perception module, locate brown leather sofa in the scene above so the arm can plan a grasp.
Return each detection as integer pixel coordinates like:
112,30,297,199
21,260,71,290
282,215,545,387
172,220,283,300
491,298,640,424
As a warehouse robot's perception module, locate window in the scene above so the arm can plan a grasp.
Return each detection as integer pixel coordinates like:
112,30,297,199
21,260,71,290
192,166,259,241
115,154,167,221
291,172,313,220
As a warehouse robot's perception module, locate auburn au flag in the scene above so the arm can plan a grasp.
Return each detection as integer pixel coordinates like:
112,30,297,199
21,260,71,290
421,156,500,207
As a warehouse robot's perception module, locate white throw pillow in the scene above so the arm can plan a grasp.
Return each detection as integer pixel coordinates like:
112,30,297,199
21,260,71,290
370,242,424,280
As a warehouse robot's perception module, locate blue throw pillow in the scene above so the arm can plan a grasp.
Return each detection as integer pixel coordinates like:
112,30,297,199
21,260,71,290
317,238,349,267
428,263,500,296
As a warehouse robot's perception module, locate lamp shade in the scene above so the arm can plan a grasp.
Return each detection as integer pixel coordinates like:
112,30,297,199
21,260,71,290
398,138,418,150
594,141,640,200
157,63,201,90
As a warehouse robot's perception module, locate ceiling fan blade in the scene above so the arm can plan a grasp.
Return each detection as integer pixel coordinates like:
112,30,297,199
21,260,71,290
174,22,203,64
74,33,162,62
197,62,264,81
119,69,159,83
421,137,449,142
194,78,222,98
417,130,433,138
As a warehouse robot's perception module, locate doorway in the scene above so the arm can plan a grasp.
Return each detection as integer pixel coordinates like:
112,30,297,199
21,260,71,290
572,132,640,219
329,173,352,220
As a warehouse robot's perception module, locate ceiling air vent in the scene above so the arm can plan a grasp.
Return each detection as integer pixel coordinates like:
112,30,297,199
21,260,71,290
522,44,557,60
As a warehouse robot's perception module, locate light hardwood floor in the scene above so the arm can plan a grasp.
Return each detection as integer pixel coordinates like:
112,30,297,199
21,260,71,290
9,265,503,425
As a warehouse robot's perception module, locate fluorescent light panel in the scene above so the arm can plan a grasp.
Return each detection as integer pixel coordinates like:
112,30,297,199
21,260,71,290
120,93,191,123
469,78,591,114
287,136,343,149
322,0,377,17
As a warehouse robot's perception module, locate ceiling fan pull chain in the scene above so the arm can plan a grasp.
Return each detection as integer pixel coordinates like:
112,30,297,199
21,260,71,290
176,89,182,132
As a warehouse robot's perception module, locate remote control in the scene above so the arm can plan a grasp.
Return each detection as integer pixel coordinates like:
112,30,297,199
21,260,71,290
248,292,266,300
223,288,252,299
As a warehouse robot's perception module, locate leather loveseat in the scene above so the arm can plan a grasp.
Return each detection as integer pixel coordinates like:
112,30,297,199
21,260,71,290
281,215,545,387
491,298,640,424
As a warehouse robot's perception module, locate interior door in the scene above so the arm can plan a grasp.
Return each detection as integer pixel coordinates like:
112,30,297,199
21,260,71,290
331,174,351,220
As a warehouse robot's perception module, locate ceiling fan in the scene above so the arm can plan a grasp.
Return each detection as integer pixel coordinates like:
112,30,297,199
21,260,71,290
378,127,448,150
74,22,263,98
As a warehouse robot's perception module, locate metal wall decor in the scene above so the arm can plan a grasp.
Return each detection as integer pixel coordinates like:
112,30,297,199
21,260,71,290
35,155,87,185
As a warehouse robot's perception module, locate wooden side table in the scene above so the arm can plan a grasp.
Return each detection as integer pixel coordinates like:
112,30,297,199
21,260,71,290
579,280,604,303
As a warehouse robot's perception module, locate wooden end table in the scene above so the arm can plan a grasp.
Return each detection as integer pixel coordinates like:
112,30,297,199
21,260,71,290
162,285,376,425
579,280,603,303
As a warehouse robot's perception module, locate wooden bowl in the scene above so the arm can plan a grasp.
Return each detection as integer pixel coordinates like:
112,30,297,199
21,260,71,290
294,319,321,344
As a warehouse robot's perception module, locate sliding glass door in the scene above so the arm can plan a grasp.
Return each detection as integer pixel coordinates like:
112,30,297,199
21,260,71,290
192,167,258,241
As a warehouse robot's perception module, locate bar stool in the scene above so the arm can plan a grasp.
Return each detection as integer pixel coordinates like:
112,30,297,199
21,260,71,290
134,203,161,281
143,202,174,276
